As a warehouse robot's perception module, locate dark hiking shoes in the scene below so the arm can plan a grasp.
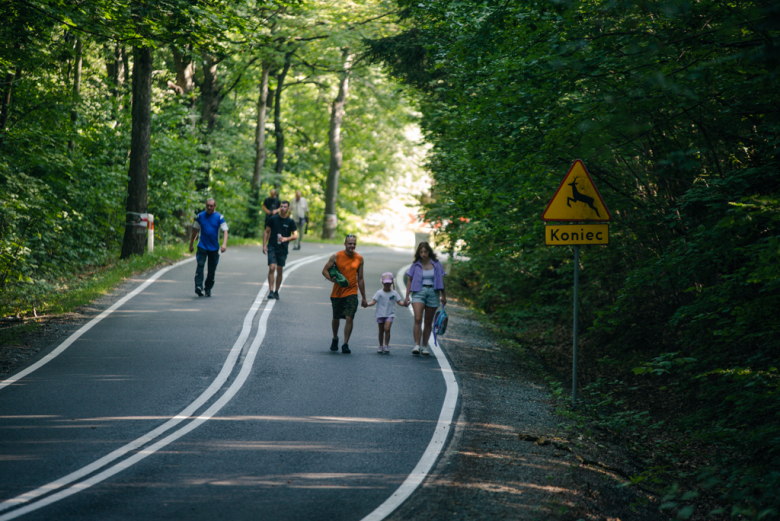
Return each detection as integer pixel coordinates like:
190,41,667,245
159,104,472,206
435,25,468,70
341,344,351,354
195,287,203,297
330,338,339,351
205,289,211,297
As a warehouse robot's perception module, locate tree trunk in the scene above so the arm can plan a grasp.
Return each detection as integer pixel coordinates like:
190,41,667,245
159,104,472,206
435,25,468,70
107,42,126,98
197,52,222,192
171,45,195,96
68,37,83,151
322,53,353,240
271,51,293,189
201,52,221,134
247,62,272,234
0,66,20,151
120,46,153,259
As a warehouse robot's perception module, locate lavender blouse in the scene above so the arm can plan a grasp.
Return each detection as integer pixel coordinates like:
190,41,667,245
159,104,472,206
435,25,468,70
406,260,446,292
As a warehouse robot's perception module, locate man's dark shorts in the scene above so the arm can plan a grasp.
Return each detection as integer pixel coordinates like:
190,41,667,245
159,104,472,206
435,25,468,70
331,294,358,320
267,248,287,267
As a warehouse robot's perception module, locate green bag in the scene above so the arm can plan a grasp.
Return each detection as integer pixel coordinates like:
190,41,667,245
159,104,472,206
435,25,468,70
329,265,349,287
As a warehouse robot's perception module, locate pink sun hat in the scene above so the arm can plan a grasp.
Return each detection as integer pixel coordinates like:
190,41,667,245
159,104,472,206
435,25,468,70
381,272,394,284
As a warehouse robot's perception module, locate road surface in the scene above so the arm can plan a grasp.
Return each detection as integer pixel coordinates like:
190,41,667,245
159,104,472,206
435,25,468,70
0,244,454,521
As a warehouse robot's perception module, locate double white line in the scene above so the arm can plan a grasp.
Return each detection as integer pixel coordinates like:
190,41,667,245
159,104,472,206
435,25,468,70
0,254,327,520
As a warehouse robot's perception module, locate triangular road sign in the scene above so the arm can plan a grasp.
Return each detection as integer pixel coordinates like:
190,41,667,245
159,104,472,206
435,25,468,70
542,160,612,222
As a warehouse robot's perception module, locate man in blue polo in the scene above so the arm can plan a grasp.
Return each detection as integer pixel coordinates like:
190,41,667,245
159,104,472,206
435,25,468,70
189,198,228,297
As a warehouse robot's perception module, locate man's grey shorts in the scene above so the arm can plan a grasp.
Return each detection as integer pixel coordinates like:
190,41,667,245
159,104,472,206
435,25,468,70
267,248,288,267
411,286,440,307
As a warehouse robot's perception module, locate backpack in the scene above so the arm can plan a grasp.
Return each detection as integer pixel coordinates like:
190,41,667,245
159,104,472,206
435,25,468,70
433,305,449,347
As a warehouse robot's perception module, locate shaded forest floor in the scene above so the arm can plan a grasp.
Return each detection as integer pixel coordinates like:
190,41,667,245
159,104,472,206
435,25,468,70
390,300,669,521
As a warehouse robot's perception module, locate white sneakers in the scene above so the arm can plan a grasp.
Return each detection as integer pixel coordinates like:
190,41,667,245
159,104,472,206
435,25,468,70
420,345,431,356
378,345,390,354
412,345,421,355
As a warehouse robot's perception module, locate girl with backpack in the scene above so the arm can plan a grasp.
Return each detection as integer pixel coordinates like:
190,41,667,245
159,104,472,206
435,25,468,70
403,242,447,356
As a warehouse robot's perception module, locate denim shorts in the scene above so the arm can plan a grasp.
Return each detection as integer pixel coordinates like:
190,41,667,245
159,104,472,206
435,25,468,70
411,286,440,307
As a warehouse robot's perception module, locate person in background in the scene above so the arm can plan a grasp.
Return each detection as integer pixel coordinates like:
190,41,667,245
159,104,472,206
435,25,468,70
289,190,309,250
262,188,280,228
321,235,368,354
189,198,228,297
403,242,446,356
366,272,407,354
262,200,297,300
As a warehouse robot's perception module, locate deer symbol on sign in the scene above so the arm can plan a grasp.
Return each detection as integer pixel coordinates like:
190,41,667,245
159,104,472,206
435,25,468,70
567,177,600,217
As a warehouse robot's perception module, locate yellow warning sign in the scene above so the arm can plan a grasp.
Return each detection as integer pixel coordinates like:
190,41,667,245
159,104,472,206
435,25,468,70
542,160,611,222
545,224,609,245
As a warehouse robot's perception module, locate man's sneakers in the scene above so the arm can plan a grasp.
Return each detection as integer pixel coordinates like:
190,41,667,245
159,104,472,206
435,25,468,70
412,345,421,355
328,338,349,354
205,288,211,297
267,291,279,300
195,286,203,297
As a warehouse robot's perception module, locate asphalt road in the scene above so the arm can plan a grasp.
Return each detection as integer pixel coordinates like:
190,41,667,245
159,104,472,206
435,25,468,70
0,244,449,521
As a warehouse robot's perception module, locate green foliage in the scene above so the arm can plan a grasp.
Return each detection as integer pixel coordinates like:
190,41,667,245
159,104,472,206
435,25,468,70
1,1,422,314
368,0,780,516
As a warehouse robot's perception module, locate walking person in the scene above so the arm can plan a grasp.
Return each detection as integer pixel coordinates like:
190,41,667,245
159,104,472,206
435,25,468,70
262,188,281,227
403,242,447,355
263,200,298,300
289,190,309,250
321,235,368,354
366,272,408,354
189,198,228,297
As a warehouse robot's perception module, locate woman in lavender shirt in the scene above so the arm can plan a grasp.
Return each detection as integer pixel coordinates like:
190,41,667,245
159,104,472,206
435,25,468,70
403,242,447,356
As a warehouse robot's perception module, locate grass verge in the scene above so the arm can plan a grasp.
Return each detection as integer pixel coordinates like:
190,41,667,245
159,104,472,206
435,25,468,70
1,243,190,320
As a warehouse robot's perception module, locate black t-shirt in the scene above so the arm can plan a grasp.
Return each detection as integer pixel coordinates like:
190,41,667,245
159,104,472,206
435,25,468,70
266,214,297,254
263,196,280,224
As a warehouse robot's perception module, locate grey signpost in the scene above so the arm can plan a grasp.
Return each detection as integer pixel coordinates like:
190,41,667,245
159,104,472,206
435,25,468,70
541,160,611,407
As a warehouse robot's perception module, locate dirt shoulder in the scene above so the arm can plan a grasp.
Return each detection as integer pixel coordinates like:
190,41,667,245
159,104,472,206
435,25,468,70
387,300,669,521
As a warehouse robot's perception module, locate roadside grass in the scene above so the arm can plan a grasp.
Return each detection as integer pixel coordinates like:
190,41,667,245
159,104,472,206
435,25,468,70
0,243,191,321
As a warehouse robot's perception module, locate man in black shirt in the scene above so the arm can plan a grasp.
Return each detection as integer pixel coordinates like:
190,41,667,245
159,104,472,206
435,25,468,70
262,200,298,300
262,188,281,226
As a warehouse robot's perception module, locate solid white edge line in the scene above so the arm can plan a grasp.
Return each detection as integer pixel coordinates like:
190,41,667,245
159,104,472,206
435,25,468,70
359,265,460,521
0,254,326,518
0,256,195,392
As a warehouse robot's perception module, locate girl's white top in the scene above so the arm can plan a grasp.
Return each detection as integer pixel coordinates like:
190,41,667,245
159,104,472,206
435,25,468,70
421,268,435,286
372,289,402,318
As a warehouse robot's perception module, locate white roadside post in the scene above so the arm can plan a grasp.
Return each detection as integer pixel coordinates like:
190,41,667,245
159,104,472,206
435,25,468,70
542,160,612,407
147,214,154,253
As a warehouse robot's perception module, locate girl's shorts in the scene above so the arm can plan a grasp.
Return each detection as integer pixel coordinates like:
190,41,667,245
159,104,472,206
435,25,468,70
377,317,394,324
411,286,440,307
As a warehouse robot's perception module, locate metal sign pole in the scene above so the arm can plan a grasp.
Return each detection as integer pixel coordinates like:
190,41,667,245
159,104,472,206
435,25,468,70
572,245,579,406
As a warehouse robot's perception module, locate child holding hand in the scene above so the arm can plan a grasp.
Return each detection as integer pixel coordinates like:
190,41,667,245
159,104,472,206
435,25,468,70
366,272,408,353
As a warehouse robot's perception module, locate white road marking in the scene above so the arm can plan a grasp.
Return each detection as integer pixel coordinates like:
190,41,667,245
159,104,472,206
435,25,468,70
0,254,326,519
0,257,194,392
359,265,459,521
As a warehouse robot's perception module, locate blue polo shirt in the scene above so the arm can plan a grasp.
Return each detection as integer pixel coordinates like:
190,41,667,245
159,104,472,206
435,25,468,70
193,211,228,251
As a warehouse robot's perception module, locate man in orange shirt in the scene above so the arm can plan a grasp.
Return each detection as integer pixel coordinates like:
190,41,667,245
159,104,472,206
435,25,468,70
321,235,368,354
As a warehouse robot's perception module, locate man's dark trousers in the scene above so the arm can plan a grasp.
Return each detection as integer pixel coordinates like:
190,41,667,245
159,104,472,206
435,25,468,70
195,248,219,290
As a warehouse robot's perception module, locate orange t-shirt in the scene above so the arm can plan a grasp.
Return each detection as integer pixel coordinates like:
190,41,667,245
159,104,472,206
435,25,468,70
331,250,363,298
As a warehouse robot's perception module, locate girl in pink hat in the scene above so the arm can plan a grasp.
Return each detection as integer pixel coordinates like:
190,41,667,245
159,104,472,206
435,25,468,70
366,272,408,353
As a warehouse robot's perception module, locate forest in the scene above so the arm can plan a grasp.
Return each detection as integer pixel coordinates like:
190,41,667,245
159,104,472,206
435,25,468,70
2,0,779,518
0,0,423,315
367,0,779,519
